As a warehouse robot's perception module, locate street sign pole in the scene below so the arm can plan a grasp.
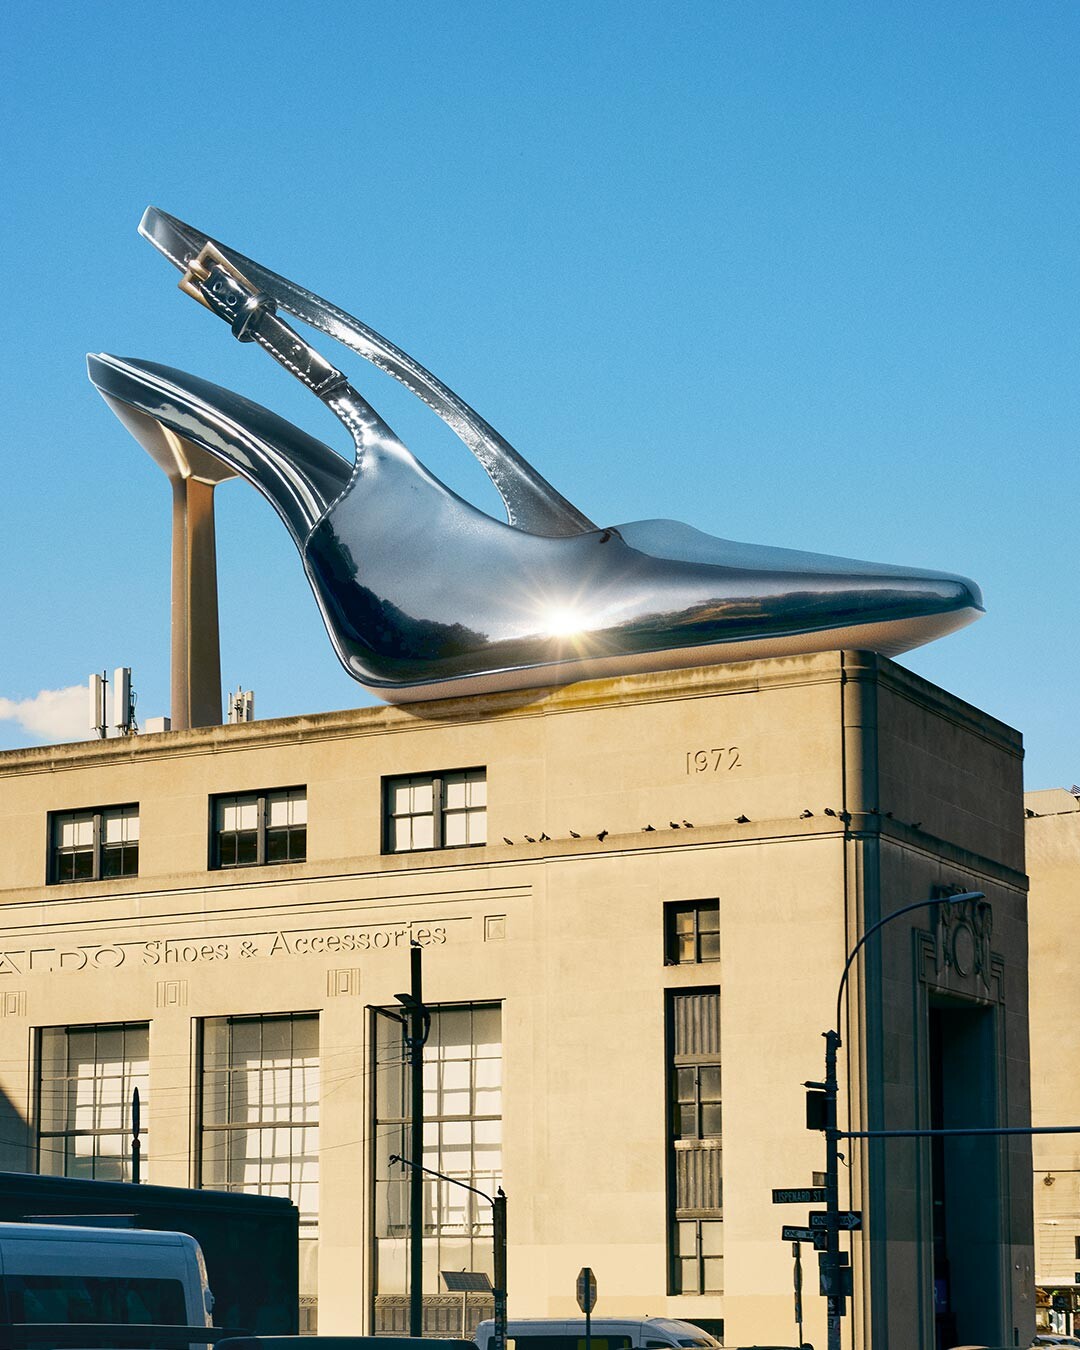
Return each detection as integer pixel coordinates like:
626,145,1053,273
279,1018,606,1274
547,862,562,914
792,1241,804,1346
577,1266,597,1350
824,1028,843,1350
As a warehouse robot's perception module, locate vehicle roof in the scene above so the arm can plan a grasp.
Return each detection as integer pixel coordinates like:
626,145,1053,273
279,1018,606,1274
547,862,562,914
0,1222,188,1245
482,1320,704,1329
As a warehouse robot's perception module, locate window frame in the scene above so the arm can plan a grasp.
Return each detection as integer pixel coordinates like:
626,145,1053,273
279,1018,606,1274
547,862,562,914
209,786,307,870
46,804,140,885
673,1217,724,1295
36,1021,150,1182
664,899,720,965
197,1010,320,1230
382,768,487,854
666,987,723,1296
372,1000,502,1299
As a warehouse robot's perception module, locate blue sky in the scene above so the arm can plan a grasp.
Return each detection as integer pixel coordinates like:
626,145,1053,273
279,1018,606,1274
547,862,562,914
1,2,1076,789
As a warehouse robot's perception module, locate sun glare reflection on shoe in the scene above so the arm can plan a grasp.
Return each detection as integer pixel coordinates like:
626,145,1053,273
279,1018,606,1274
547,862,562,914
542,606,588,638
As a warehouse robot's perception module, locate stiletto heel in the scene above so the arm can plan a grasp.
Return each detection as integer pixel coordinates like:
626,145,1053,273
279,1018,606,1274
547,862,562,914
88,209,983,707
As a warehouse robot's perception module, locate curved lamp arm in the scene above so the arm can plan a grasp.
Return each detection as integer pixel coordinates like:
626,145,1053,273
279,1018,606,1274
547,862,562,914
833,890,984,1043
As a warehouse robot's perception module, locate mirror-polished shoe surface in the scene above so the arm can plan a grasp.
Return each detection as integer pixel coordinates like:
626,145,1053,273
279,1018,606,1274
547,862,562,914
86,211,983,704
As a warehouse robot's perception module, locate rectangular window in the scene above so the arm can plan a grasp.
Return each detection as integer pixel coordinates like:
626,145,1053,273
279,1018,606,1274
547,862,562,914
667,989,722,1294
674,1219,724,1295
383,770,487,853
212,788,307,868
664,900,719,965
373,1004,502,1305
7,1274,186,1325
48,806,139,883
200,1013,319,1229
38,1023,149,1182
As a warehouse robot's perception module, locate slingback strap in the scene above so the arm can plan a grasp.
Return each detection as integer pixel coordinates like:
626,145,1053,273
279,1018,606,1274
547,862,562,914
173,241,406,502
141,207,596,537
180,243,350,401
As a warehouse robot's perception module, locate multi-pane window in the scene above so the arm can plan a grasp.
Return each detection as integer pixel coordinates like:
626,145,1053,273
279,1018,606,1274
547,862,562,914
48,806,139,883
212,788,307,868
200,1013,319,1228
38,1023,149,1181
674,1219,724,1295
665,900,719,965
667,990,722,1295
374,1004,502,1301
384,770,487,853
675,1064,722,1139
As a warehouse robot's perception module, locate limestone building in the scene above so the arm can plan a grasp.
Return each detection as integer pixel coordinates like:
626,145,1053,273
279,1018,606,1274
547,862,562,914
0,652,1033,1348
1026,787,1080,1334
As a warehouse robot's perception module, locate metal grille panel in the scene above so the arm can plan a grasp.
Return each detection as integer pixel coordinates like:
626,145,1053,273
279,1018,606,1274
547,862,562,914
673,990,721,1058
675,1140,723,1212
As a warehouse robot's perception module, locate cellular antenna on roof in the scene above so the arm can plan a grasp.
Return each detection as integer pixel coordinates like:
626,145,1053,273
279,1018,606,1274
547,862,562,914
227,687,255,724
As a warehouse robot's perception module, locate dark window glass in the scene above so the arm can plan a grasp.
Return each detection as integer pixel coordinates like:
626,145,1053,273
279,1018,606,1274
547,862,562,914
212,789,306,869
383,770,486,853
7,1274,185,1325
48,807,138,884
664,900,720,965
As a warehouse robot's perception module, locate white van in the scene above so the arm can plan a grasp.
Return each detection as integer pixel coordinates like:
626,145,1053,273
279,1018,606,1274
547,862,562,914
474,1318,721,1350
0,1223,214,1342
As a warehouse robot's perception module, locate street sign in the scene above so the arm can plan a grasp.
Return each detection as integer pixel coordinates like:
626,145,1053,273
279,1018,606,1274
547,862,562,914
576,1266,597,1314
782,1226,827,1249
772,1187,827,1204
810,1209,863,1230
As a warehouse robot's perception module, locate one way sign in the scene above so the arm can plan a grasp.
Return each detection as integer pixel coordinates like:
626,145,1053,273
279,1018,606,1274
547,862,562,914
809,1210,862,1230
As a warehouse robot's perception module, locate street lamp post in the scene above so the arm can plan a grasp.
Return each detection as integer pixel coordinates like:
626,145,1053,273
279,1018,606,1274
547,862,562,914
816,889,985,1350
390,1152,507,1350
394,945,430,1337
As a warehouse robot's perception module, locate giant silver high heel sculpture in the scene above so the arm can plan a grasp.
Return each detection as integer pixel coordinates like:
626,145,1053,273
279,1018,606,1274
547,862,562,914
88,208,983,715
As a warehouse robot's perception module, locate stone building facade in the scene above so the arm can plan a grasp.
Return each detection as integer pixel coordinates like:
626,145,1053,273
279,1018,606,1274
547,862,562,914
0,652,1034,1348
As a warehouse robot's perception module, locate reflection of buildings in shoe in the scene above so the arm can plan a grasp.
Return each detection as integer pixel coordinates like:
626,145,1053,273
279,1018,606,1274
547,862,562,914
1026,788,1080,1334
0,653,1033,1347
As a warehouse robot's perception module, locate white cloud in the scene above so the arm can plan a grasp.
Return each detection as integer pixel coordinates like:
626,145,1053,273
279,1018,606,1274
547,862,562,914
0,686,89,743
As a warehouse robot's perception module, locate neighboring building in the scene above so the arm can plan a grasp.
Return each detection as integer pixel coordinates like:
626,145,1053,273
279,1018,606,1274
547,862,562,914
1026,787,1080,1336
0,652,1033,1348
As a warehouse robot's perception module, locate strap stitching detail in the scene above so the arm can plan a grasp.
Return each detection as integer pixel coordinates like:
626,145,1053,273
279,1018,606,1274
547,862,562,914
144,210,593,534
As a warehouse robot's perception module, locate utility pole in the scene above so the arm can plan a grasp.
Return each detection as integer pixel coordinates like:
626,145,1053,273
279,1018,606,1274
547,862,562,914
395,944,429,1337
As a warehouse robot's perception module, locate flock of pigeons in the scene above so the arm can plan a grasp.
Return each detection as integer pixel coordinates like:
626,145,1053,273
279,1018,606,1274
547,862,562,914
499,807,919,846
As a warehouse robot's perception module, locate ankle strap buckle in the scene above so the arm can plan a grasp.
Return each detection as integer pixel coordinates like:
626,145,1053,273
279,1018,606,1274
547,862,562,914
179,241,241,306
179,243,277,342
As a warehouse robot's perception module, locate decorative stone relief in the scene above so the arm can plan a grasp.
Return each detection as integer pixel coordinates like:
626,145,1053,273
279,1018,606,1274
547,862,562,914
327,969,362,997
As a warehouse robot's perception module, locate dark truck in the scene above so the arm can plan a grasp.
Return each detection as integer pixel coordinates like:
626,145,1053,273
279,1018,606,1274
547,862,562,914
0,1172,298,1335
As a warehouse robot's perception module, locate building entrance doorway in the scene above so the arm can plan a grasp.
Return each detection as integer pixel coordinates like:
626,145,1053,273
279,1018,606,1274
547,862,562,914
929,999,1002,1350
